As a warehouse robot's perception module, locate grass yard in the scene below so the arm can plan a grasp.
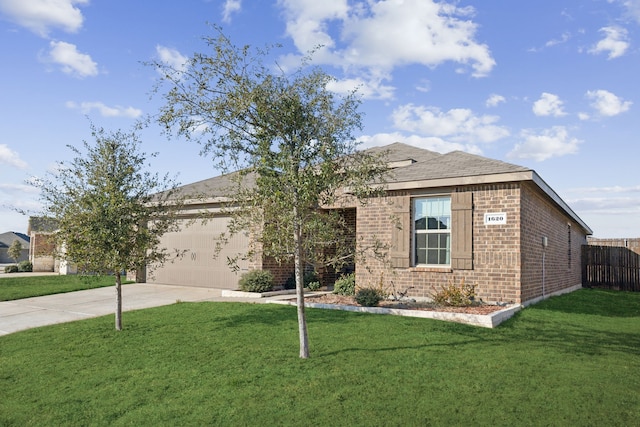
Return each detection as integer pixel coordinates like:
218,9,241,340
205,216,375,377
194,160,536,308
1,288,639,426
0,275,123,301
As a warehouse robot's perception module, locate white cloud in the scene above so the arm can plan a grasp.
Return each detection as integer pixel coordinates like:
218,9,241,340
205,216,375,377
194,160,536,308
278,0,495,77
545,32,571,47
222,0,241,23
326,75,395,99
532,92,567,117
508,126,581,161
0,0,88,37
65,101,142,118
566,196,640,214
391,104,509,144
0,183,38,195
45,41,98,77
486,94,506,108
156,45,188,73
0,144,28,169
586,89,632,116
589,26,629,59
357,132,480,154
610,0,640,24
568,184,640,193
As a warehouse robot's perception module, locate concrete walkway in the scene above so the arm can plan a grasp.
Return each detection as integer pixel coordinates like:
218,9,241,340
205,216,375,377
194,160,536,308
0,283,261,336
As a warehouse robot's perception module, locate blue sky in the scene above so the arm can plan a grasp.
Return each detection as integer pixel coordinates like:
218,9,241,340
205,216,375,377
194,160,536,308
0,0,638,238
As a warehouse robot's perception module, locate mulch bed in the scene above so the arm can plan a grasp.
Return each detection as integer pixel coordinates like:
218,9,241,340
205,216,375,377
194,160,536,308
306,293,507,315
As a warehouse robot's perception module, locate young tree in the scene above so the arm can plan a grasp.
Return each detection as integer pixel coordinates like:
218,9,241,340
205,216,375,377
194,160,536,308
32,124,182,331
152,28,388,358
8,239,23,264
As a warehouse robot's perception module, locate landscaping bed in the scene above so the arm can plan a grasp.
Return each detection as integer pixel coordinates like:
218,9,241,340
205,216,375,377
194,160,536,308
308,293,507,315
268,292,521,328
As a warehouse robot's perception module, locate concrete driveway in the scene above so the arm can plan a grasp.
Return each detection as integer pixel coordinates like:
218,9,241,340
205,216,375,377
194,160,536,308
0,283,238,336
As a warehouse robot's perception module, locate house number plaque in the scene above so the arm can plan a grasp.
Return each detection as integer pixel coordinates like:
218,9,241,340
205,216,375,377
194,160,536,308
484,212,507,225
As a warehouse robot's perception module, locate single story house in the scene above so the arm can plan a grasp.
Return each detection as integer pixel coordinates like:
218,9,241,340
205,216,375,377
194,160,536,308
0,231,30,263
148,142,592,305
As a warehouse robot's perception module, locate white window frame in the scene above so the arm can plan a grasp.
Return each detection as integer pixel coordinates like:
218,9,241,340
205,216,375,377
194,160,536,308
413,196,451,267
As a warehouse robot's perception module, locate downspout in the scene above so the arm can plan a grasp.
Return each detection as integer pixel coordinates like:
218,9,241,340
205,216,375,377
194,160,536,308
542,236,548,298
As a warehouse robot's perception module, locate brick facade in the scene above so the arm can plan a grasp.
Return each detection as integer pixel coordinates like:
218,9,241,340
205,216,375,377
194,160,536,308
520,183,585,303
146,143,591,295
356,182,587,305
29,232,56,272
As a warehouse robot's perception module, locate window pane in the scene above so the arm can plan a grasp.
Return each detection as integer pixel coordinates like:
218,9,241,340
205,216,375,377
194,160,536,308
427,249,439,264
413,197,451,266
414,199,427,230
415,234,426,264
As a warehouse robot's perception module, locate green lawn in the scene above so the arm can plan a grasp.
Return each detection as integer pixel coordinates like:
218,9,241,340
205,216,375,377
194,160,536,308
1,288,638,426
0,275,122,301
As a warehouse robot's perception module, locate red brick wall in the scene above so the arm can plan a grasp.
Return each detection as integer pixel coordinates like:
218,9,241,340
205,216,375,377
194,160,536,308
356,182,587,305
29,232,56,272
520,183,586,302
251,208,357,289
247,230,295,288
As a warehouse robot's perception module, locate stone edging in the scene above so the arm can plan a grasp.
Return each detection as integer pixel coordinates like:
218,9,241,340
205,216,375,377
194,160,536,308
266,298,521,328
221,289,297,299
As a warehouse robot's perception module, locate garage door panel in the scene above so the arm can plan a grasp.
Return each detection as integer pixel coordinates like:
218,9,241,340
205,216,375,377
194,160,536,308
150,217,250,288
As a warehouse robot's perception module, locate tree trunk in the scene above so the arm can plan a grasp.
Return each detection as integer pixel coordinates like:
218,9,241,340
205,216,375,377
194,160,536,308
115,271,123,331
293,205,310,359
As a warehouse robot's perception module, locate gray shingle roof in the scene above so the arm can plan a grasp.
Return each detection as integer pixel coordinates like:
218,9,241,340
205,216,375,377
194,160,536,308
170,142,590,234
384,146,530,184
174,142,531,196
0,232,30,247
365,142,442,164
174,170,256,199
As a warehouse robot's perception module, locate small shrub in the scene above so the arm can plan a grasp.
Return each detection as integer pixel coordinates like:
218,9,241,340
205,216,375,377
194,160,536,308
307,281,321,291
355,287,384,307
432,277,476,307
18,261,33,272
238,270,274,293
285,270,319,289
4,265,19,273
284,275,296,289
333,273,356,296
304,271,318,286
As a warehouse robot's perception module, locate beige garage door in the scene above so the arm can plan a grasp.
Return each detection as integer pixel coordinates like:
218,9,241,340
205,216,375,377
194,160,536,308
150,217,250,288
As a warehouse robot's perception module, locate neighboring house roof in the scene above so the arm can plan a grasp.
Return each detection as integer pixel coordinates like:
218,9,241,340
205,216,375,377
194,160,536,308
173,142,592,234
0,232,30,248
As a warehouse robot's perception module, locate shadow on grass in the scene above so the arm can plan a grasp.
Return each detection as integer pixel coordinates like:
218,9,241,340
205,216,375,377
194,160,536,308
529,288,640,317
504,317,640,357
217,302,365,329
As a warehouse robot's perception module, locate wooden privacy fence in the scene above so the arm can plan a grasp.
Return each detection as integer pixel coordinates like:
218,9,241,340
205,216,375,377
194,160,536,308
582,245,640,291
